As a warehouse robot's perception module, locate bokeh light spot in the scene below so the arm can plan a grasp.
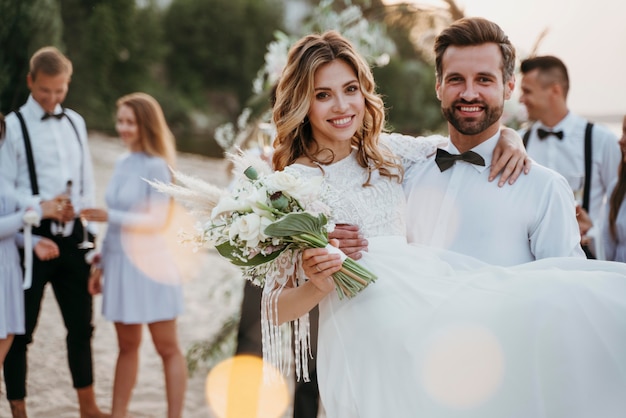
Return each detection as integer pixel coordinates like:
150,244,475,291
205,354,289,418
421,324,504,409
121,201,203,284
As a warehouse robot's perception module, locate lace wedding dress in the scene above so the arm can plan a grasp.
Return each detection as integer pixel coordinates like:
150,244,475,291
263,134,626,418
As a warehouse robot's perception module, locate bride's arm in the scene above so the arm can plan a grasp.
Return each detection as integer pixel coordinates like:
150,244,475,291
274,246,340,324
490,127,532,186
382,129,531,187
276,278,332,324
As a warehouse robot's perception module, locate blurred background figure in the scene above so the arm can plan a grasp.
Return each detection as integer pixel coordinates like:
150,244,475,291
0,46,104,418
518,55,620,258
81,92,187,418
0,113,60,396
602,115,626,261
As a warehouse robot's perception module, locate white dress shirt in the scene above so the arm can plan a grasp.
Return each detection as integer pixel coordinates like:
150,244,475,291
0,95,97,234
403,131,586,266
521,112,620,228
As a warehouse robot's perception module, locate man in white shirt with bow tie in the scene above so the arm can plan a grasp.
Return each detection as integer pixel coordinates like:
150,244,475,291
519,55,620,258
401,19,585,266
0,46,107,418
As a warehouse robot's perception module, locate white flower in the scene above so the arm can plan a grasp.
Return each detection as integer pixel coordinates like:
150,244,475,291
214,123,235,151
242,184,270,209
265,171,324,205
211,196,250,218
290,175,324,204
264,33,291,86
264,171,300,193
229,212,271,249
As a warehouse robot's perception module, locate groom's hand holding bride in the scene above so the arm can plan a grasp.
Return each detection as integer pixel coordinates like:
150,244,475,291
327,224,368,260
302,223,369,286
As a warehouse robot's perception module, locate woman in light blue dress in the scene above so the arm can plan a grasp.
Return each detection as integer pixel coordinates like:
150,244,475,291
81,94,186,418
0,115,59,368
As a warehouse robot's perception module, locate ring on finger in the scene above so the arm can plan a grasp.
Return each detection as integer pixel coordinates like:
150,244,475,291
57,204,63,212
315,265,322,273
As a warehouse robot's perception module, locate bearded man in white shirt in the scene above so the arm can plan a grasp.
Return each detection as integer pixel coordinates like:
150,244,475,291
0,47,107,418
402,20,586,266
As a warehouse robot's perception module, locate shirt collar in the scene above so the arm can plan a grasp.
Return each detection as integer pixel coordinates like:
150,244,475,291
447,131,499,172
537,111,572,133
25,95,64,120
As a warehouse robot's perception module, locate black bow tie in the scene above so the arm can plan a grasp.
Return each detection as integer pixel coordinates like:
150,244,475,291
41,111,65,121
537,128,564,140
435,148,486,172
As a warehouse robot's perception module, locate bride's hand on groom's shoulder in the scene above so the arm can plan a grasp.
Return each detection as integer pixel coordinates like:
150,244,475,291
329,224,368,260
490,127,532,187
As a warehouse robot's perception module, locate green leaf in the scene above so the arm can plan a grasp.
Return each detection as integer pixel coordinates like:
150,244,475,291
264,212,328,237
215,241,283,267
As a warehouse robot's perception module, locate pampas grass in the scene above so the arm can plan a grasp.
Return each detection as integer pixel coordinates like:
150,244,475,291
148,149,274,220
147,170,226,219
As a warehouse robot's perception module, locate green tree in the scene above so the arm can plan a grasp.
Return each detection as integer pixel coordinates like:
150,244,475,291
60,0,167,131
0,0,63,113
163,0,284,110
367,0,455,134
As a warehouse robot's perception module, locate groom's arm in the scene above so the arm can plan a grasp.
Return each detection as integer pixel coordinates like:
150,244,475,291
301,224,369,279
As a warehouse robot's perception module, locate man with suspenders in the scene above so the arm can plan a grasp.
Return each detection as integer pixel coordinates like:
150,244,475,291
519,55,620,258
0,47,107,418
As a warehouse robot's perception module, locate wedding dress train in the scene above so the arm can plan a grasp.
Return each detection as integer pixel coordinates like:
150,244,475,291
267,143,626,418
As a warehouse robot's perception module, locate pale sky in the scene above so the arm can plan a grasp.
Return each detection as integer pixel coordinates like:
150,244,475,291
385,0,625,119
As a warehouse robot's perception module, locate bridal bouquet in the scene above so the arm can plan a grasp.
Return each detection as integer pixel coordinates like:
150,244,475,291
207,164,376,299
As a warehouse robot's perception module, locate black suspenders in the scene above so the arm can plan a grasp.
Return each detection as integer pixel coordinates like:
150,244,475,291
581,123,593,213
523,122,594,212
14,110,84,197
14,111,39,196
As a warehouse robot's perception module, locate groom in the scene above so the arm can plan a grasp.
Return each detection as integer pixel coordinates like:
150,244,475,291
402,16,585,264
312,17,585,268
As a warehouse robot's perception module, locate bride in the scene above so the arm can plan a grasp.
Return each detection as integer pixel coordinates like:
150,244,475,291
263,28,626,418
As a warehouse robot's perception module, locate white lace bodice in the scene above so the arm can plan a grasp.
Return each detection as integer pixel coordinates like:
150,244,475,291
285,133,445,238
261,133,445,382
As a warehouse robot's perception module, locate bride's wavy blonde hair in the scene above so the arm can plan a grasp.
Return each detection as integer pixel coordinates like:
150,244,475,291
271,30,402,185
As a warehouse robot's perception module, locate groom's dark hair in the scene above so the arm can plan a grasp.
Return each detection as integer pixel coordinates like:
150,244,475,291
434,17,516,83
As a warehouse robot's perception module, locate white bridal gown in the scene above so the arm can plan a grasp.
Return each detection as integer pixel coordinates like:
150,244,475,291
267,136,626,418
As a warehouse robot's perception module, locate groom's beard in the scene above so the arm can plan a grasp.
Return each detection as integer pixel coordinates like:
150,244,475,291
442,100,503,136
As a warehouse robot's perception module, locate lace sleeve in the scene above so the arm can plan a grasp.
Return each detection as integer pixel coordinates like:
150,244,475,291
260,249,313,382
380,132,448,170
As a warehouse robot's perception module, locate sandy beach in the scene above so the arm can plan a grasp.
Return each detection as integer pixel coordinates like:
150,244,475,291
0,133,271,417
